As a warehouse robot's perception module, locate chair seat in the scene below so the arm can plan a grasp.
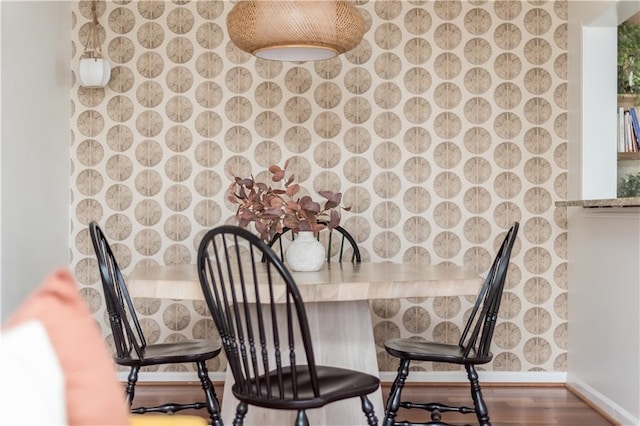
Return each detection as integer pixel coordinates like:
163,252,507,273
233,365,380,410
116,339,222,367
383,223,518,426
200,226,379,425
384,338,493,365
90,222,222,424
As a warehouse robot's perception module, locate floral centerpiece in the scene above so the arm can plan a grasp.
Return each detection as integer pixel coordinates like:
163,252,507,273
226,159,350,243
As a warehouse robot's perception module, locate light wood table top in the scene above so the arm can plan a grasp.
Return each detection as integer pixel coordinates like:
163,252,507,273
126,262,483,302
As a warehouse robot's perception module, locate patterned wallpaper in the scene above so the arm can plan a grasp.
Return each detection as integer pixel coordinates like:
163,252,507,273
70,0,568,374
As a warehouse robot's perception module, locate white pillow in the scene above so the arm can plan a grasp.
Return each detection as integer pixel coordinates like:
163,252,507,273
0,320,67,425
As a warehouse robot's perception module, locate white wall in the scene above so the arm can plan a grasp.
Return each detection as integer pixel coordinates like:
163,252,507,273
0,1,71,321
568,2,640,424
567,210,640,425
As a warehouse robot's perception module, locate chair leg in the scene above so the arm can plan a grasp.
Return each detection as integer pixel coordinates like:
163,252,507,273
466,364,490,426
383,358,410,426
233,401,248,426
196,360,223,426
124,365,140,408
295,410,309,426
360,395,379,426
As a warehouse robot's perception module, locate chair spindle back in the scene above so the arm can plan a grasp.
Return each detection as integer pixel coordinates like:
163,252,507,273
89,221,145,360
198,225,320,401
264,224,361,264
460,222,519,359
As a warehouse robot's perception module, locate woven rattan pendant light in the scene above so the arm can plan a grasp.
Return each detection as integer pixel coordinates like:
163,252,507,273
226,0,365,62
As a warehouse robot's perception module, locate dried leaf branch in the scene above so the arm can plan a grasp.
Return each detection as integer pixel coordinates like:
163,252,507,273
227,160,350,242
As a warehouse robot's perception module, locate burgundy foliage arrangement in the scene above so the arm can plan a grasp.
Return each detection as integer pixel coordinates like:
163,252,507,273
227,160,350,242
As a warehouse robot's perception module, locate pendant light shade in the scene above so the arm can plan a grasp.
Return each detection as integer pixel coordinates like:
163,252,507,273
78,1,111,88
226,1,365,62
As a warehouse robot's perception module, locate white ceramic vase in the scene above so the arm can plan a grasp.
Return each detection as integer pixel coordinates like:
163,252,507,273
285,231,325,272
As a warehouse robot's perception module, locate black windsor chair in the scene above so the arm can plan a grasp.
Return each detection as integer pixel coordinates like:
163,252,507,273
263,223,361,264
197,225,381,426
89,222,223,426
382,222,519,426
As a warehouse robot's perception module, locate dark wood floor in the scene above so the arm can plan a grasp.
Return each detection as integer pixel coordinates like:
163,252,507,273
131,382,614,425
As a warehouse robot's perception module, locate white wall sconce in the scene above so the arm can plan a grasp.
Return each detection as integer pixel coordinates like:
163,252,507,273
78,1,110,88
226,1,365,62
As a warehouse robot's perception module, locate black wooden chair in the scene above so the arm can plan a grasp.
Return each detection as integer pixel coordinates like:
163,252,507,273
263,223,361,264
197,225,380,426
89,222,223,426
382,222,519,426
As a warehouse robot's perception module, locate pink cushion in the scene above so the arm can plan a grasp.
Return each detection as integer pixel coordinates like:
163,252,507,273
4,269,130,426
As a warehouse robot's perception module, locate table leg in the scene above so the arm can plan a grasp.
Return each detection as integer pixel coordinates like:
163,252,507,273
221,300,383,425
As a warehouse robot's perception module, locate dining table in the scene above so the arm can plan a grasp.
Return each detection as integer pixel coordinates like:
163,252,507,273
127,261,483,426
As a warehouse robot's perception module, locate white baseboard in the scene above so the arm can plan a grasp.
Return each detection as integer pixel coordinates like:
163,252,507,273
120,371,566,384
567,375,639,426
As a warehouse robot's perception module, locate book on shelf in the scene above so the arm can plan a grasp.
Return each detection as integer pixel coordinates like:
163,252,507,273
629,107,640,152
619,106,625,152
618,107,640,153
626,111,634,152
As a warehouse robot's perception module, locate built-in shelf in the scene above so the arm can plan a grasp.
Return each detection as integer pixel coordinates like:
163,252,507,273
617,152,640,160
618,94,638,109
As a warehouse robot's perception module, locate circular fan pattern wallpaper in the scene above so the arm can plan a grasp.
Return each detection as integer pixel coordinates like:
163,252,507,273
71,0,568,375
